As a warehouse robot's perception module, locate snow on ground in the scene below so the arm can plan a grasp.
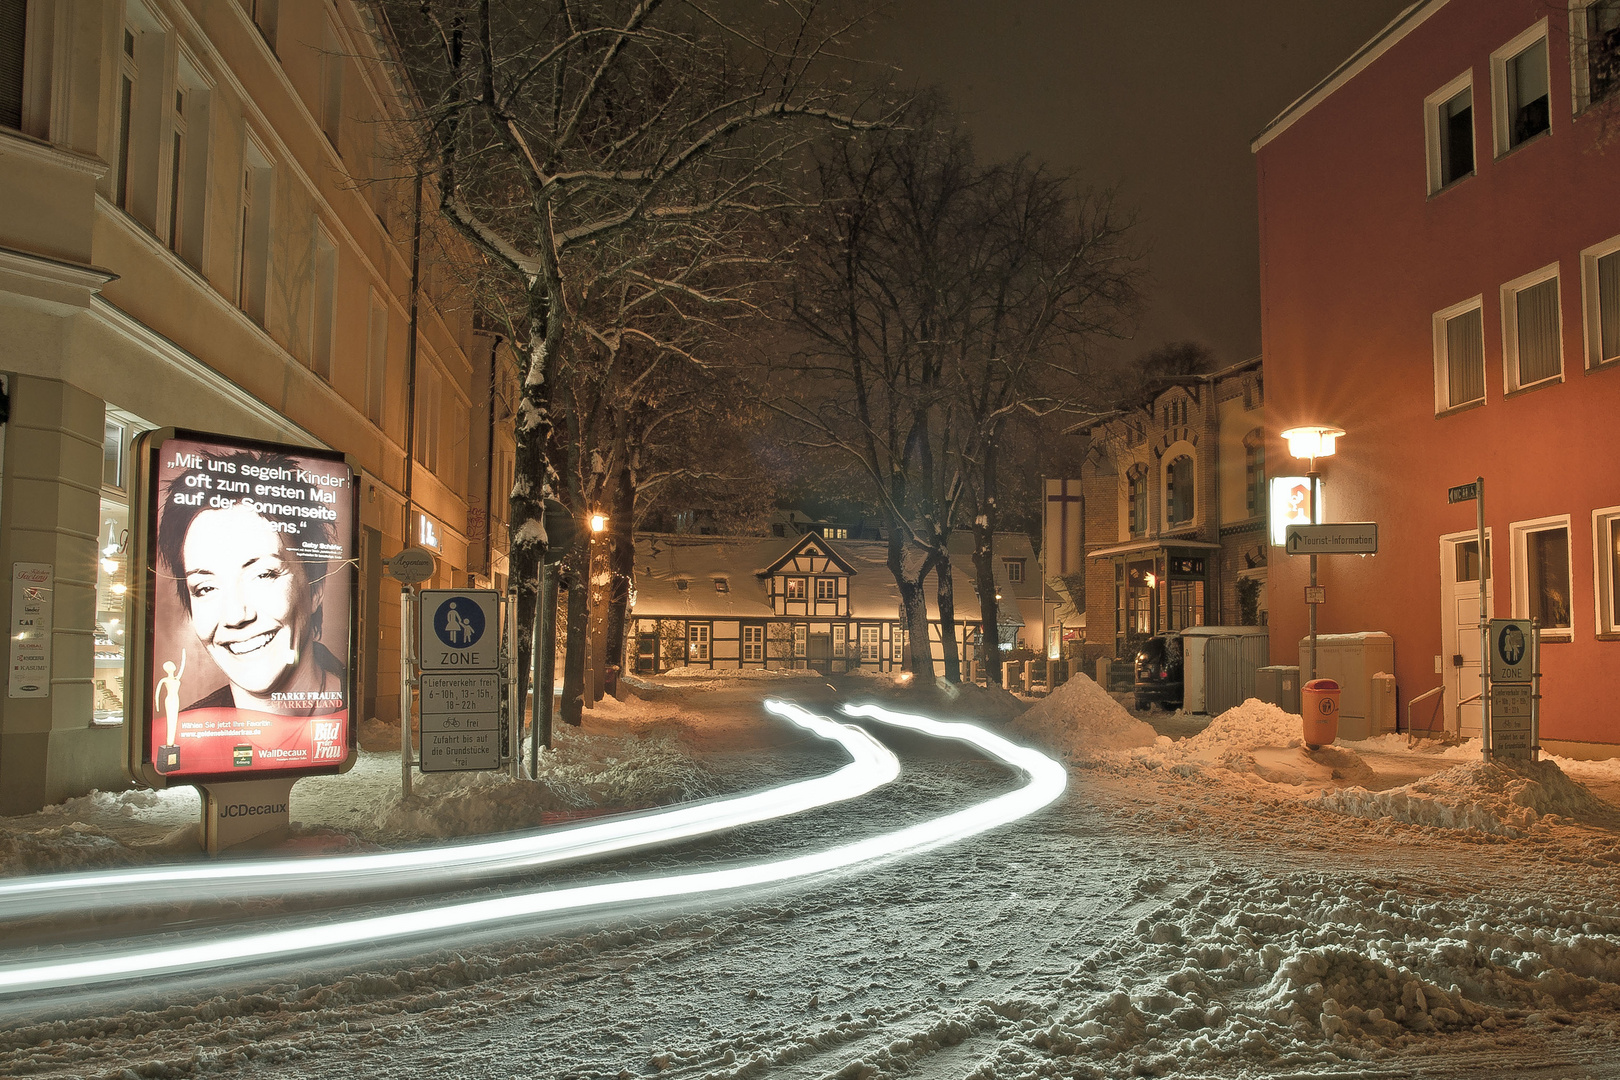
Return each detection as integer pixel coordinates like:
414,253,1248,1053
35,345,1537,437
1011,670,1157,755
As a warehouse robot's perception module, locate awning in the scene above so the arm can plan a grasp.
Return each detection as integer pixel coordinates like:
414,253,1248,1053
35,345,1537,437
1088,538,1221,559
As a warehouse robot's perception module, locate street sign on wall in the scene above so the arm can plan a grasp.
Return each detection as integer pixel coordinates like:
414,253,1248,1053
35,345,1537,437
1284,522,1378,555
1448,481,1480,504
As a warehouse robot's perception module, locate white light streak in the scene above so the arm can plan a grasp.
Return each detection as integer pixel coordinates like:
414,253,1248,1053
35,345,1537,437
0,701,1064,996
0,701,894,919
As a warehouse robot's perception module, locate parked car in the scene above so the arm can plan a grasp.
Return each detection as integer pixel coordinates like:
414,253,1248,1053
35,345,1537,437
1133,633,1184,712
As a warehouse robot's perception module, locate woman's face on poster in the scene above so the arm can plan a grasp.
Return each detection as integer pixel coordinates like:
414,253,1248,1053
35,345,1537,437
181,504,314,696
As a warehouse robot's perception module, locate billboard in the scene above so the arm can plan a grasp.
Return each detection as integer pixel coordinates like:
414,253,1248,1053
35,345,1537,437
1269,475,1327,547
128,430,360,786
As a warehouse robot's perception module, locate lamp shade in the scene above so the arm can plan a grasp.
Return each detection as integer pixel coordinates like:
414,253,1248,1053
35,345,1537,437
1280,425,1345,460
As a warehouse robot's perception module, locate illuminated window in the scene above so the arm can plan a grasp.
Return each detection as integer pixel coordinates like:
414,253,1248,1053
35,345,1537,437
93,499,131,725
1165,454,1194,527
1424,73,1474,193
742,624,763,662
1594,509,1620,637
859,625,880,661
793,624,807,657
785,577,806,601
1581,236,1620,370
1491,26,1550,154
1433,297,1485,411
688,623,710,662
1511,516,1572,638
1502,267,1561,392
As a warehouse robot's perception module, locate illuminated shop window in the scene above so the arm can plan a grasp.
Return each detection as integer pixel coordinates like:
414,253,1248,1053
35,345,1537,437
93,499,131,725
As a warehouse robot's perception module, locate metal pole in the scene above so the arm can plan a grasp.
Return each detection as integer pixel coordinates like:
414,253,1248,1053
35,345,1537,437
1479,476,1490,760
1308,464,1319,682
1531,617,1541,762
539,563,557,751
507,584,520,778
399,584,414,799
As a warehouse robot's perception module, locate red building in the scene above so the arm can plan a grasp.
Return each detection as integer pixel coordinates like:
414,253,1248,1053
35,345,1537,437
1255,0,1620,755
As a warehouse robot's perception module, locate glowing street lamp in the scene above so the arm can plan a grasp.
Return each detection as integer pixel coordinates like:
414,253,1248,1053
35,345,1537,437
1281,425,1345,680
589,513,607,534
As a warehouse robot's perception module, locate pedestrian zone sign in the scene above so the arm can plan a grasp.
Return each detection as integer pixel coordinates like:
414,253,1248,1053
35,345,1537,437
418,589,500,671
1488,619,1533,683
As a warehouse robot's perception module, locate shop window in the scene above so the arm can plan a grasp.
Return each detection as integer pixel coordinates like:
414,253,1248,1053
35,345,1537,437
93,499,131,725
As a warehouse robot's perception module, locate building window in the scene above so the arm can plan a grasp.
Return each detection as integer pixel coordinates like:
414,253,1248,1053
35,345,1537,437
237,138,274,326
0,0,24,130
1502,267,1561,392
742,624,763,662
102,420,127,489
833,624,846,656
1127,467,1148,538
1594,507,1620,636
785,577,806,600
309,224,338,380
1581,236,1620,370
1512,516,1572,638
815,577,836,600
793,624,807,658
366,289,388,426
1425,73,1474,193
688,623,710,662
1003,558,1024,584
1432,297,1486,411
1168,579,1204,632
857,625,879,661
243,0,278,51
414,357,442,472
892,627,909,663
1165,454,1194,527
714,577,729,593
1575,0,1620,110
1243,429,1266,516
1492,25,1550,154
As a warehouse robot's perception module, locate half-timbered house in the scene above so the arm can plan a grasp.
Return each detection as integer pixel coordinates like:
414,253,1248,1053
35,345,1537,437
627,531,1011,676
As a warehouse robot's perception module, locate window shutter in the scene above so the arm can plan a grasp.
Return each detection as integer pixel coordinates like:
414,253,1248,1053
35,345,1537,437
1516,278,1561,385
1445,308,1485,406
1599,250,1620,364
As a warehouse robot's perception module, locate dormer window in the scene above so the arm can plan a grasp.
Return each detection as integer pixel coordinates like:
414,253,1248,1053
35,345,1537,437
1003,558,1024,584
785,577,806,600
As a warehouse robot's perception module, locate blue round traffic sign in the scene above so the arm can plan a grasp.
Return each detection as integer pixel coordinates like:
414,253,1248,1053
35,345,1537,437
433,597,486,650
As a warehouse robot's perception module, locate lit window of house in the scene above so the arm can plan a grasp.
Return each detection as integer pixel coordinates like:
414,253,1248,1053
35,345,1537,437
1433,297,1485,411
785,577,806,600
859,625,880,660
1492,25,1550,154
1501,267,1561,392
742,624,763,661
1512,516,1572,638
688,623,710,661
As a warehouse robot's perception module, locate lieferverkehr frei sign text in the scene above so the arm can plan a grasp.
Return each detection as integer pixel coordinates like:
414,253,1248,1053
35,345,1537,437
1283,523,1379,555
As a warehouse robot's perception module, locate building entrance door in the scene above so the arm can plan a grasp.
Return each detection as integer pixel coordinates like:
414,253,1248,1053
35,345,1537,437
808,633,831,674
635,633,659,675
1440,531,1492,736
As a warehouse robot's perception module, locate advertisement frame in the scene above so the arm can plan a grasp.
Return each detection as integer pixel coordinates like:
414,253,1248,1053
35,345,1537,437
125,428,362,789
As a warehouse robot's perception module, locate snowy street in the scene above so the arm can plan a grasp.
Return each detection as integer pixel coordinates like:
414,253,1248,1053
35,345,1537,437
4,671,1620,1078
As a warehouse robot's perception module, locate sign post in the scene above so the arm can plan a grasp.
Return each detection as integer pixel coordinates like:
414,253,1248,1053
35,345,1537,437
1486,616,1537,761
415,588,503,774
1449,477,1488,750
386,548,435,800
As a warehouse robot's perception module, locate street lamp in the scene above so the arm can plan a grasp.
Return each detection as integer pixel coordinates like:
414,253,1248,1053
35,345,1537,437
1280,425,1345,681
589,512,607,534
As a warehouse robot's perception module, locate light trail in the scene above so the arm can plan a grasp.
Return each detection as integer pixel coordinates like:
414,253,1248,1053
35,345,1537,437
0,701,1065,996
0,700,894,919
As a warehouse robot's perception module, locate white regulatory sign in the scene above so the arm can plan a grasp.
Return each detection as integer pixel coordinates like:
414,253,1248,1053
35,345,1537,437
420,713,501,771
418,589,501,671
1488,619,1534,683
420,672,501,715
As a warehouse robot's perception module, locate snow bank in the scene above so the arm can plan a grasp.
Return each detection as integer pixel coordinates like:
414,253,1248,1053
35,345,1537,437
1011,674,1156,758
656,665,818,681
1312,757,1612,837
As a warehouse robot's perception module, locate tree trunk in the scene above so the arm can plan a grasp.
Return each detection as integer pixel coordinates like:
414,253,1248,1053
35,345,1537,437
509,282,561,731
558,542,589,725
972,514,1000,681
934,551,962,684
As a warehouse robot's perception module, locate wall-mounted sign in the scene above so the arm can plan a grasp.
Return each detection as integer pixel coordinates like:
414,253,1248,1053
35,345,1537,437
418,513,441,551
130,429,359,786
1270,476,1325,547
386,546,436,584
1168,557,1205,577
8,562,53,698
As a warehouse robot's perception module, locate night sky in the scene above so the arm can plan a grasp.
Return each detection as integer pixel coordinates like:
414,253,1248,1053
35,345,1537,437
852,1,1412,365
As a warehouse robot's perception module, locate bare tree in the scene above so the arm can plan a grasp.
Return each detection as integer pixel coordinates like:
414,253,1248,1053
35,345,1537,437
381,0,880,715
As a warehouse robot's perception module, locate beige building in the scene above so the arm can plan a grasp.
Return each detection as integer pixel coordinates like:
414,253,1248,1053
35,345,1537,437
0,0,509,813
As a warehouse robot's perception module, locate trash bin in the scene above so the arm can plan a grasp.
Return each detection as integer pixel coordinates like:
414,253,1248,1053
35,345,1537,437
1301,678,1340,748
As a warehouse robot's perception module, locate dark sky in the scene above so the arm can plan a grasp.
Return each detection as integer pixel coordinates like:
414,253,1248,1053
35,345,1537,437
850,1,1411,365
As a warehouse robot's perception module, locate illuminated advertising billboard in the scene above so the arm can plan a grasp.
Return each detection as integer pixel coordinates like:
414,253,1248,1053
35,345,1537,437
127,430,359,786
1269,475,1326,547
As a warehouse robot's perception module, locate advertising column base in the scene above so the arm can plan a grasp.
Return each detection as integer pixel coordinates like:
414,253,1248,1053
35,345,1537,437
198,777,299,855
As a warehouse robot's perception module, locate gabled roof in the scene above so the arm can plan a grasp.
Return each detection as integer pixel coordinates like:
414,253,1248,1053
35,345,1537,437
760,531,859,576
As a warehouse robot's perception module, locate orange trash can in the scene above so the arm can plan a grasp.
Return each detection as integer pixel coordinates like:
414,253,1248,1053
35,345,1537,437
1301,678,1341,748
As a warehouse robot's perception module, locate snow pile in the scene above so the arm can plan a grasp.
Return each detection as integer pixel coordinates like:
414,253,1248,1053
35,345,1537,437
656,665,818,680
1032,867,1620,1075
1311,757,1613,837
1012,674,1156,758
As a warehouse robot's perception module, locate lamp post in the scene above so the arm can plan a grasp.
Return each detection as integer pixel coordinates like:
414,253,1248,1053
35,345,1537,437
1281,425,1345,682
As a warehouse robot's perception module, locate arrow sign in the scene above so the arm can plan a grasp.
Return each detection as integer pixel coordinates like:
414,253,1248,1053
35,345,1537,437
1448,481,1479,504
1284,522,1378,555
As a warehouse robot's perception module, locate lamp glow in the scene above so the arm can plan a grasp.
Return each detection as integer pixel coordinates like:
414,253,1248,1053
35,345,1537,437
1280,425,1345,461
589,513,607,533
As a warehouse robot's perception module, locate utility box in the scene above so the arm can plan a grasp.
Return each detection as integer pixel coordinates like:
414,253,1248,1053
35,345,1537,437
1256,665,1301,714
1368,672,1397,734
1299,632,1395,741
1181,627,1270,715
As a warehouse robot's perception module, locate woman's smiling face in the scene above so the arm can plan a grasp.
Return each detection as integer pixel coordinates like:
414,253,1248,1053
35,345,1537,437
182,505,312,696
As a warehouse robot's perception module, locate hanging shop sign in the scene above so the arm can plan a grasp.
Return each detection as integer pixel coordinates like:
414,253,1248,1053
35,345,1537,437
127,429,361,788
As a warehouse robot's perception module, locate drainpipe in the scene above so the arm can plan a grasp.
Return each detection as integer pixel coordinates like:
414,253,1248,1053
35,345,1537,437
402,170,423,550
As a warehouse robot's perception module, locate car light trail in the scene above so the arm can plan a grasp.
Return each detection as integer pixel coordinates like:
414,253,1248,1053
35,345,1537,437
0,700,894,920
0,701,1065,996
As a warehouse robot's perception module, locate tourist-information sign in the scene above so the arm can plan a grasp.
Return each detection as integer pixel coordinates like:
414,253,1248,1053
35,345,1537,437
419,672,500,772
418,589,500,671
1284,522,1378,555
1488,619,1533,683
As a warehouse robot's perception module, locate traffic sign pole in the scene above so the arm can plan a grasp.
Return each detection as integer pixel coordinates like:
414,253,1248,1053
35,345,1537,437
1477,477,1488,758
400,585,415,800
